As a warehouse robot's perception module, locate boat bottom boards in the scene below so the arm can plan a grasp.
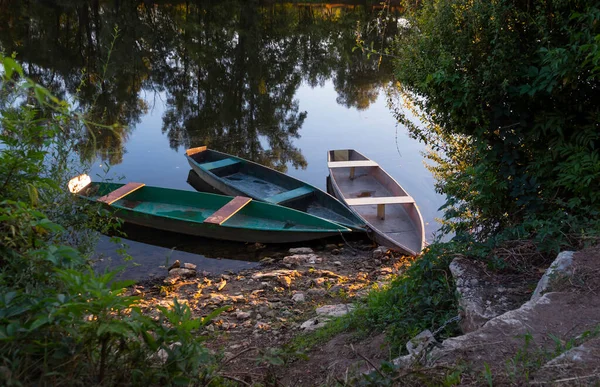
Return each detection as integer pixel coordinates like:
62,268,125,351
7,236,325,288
332,169,421,252
222,172,357,226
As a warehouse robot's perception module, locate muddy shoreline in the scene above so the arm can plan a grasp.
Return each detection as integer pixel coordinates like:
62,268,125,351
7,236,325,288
125,241,411,385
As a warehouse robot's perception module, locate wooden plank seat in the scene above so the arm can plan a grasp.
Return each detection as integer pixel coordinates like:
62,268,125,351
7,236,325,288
345,196,415,205
328,160,378,179
265,186,314,204
98,182,145,205
204,196,252,225
327,160,379,168
345,196,414,220
200,158,240,171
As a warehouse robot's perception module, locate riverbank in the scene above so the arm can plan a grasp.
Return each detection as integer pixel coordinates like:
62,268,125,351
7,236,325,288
124,241,600,385
127,241,411,385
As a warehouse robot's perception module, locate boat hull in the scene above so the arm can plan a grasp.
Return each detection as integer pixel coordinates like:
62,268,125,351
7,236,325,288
77,181,350,244
327,150,425,255
104,207,344,243
185,147,366,231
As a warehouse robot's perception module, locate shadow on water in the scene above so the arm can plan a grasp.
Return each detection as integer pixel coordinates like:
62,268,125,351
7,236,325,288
93,234,259,282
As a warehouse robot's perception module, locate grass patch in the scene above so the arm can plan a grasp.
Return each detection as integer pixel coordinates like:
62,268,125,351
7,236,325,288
285,315,353,357
347,241,461,351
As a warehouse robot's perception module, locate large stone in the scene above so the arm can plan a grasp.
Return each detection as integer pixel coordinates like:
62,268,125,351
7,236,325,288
386,248,600,382
372,246,388,259
299,304,355,332
235,311,251,320
167,268,196,279
291,293,306,303
406,330,437,357
531,251,574,301
422,291,600,370
289,247,314,254
182,262,197,270
316,304,354,317
300,317,328,331
449,257,517,333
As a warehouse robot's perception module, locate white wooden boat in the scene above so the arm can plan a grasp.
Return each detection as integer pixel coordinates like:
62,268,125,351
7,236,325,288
327,149,425,255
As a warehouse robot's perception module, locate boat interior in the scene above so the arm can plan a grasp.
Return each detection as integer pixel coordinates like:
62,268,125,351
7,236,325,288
81,182,339,231
328,150,422,252
189,149,313,205
188,149,363,228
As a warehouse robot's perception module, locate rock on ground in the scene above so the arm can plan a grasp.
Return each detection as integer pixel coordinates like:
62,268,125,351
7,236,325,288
289,247,314,254
531,250,574,301
388,248,600,385
449,257,524,333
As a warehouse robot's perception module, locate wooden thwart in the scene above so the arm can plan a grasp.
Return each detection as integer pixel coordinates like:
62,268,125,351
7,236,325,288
204,196,252,225
327,160,378,168
345,196,414,206
346,196,415,220
97,182,145,205
328,161,378,179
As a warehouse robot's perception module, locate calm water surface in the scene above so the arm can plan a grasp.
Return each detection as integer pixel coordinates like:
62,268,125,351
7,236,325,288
1,1,444,268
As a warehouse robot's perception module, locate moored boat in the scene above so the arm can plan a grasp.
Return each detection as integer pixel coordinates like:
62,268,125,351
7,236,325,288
68,174,351,244
327,150,425,255
185,146,366,231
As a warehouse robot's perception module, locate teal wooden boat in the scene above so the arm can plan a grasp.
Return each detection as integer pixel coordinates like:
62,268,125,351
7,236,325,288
68,174,351,244
185,146,366,231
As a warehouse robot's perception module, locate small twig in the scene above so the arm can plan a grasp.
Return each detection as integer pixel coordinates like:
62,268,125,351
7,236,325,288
351,344,384,378
220,374,251,386
220,346,258,368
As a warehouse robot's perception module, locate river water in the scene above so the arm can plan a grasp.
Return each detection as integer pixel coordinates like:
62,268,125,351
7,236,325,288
0,1,444,273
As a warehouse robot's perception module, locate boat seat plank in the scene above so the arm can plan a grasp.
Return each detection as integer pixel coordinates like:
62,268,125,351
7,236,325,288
200,158,240,171
345,196,415,206
98,182,145,205
327,160,378,168
266,186,314,204
204,196,252,225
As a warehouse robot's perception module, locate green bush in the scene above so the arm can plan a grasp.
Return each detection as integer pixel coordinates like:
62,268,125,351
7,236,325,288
390,0,600,245
0,55,227,385
1,268,222,385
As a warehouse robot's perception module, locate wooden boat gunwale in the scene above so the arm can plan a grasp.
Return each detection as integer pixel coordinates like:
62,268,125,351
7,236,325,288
327,149,426,255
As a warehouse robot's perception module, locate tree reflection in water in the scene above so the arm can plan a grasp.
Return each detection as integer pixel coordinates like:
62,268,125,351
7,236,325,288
0,1,400,171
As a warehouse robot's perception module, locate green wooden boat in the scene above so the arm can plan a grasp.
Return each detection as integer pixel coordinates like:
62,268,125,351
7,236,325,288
68,174,350,244
185,146,366,231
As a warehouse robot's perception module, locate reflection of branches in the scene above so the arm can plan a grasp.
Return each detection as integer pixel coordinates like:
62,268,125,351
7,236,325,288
0,1,400,167
0,2,150,164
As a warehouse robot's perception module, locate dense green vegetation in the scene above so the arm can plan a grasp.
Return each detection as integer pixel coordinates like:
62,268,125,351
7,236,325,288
394,0,600,242
350,0,600,355
0,56,229,386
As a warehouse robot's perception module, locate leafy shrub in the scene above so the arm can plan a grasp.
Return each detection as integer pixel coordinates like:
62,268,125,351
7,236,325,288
0,55,227,385
390,0,600,246
1,267,223,386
